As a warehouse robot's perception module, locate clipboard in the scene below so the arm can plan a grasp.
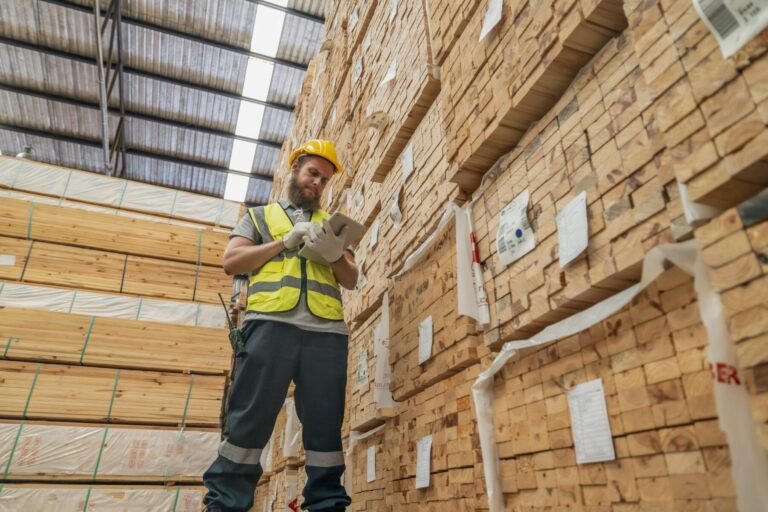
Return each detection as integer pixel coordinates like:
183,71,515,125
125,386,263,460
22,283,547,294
298,212,366,265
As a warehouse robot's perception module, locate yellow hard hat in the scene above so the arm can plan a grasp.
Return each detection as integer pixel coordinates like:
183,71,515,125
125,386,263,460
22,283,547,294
288,139,343,174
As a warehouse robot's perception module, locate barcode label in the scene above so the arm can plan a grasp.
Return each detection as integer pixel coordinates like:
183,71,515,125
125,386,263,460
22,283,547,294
701,0,739,37
693,0,768,58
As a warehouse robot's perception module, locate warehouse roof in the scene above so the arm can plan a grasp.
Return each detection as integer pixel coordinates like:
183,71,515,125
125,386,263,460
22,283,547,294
0,0,325,204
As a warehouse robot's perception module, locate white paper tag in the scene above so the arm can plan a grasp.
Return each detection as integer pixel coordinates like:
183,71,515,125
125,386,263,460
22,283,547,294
374,294,398,409
388,188,403,227
556,191,589,267
363,31,372,51
370,220,380,249
496,189,535,267
568,378,616,464
380,59,397,87
0,255,16,266
366,445,377,483
356,350,369,387
418,316,433,364
353,59,363,84
349,8,359,30
389,0,398,23
480,0,503,40
415,435,432,489
355,189,364,209
330,105,337,125
693,0,768,58
355,257,367,290
401,143,414,181
345,189,353,212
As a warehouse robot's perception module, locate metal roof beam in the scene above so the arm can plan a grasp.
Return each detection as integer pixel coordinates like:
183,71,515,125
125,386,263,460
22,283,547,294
0,82,284,150
0,123,274,183
41,0,310,71
0,37,296,113
245,0,325,24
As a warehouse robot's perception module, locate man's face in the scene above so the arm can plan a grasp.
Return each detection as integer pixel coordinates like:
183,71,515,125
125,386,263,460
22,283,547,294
287,156,335,209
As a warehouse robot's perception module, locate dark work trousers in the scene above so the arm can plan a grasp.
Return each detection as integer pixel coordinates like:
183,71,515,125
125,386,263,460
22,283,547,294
203,320,351,512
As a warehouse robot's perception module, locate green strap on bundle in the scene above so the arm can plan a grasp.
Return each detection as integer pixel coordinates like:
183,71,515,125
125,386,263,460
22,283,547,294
0,364,42,492
78,317,97,364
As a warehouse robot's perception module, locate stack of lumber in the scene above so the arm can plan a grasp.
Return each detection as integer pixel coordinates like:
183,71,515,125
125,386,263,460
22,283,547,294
694,190,768,452
269,398,305,472
0,161,233,506
346,427,390,512
253,465,306,512
487,270,736,509
263,0,768,510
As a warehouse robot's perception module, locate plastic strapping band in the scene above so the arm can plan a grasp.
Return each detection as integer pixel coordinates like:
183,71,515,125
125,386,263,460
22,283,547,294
68,290,78,313
171,488,181,512
194,303,201,327
61,170,73,199
170,190,179,218
136,297,144,320
0,281,5,296
117,182,128,210
82,369,121,510
163,375,196,483
3,337,15,359
0,365,39,491
26,202,35,240
79,317,96,364
18,241,34,282
192,230,203,300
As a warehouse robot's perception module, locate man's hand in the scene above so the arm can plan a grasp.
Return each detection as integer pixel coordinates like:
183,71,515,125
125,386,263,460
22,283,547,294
282,221,315,250
303,220,349,264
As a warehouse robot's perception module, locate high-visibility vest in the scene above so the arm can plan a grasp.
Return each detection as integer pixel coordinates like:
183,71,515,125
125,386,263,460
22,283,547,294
246,203,344,321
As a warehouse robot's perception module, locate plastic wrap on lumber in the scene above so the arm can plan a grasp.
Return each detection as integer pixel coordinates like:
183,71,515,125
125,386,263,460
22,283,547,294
0,485,205,511
0,307,230,374
0,422,218,481
0,361,224,426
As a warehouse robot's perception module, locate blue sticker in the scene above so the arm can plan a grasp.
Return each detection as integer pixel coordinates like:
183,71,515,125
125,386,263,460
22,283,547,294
515,228,523,239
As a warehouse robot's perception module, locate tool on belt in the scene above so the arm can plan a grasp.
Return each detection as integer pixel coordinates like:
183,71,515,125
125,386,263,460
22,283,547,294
218,292,245,438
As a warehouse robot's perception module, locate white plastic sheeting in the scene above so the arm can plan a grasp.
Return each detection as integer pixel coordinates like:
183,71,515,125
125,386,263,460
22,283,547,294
0,281,226,328
0,423,219,479
472,240,768,512
0,486,204,511
0,157,241,227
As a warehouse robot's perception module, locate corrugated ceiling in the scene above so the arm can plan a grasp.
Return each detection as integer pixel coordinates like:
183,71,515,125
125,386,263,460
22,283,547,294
0,0,324,203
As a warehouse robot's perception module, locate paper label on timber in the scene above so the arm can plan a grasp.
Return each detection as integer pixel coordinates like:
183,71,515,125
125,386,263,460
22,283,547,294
370,220,379,249
496,189,535,267
356,349,369,387
418,316,434,364
349,8,359,30
355,257,367,290
366,446,376,483
388,188,403,227
355,189,364,209
327,184,334,208
415,435,432,489
693,0,768,57
0,255,16,266
389,0,397,23
556,191,589,267
380,59,397,86
353,59,363,84
567,378,616,464
480,0,503,40
363,32,372,52
401,143,414,181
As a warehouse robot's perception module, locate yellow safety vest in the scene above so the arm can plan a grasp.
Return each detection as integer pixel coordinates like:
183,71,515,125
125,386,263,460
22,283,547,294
246,203,344,321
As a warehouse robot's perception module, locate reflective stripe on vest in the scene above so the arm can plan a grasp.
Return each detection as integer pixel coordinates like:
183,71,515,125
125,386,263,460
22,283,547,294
246,203,344,321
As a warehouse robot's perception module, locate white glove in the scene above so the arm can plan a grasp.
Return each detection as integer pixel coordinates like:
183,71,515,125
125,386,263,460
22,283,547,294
282,222,315,250
303,220,349,264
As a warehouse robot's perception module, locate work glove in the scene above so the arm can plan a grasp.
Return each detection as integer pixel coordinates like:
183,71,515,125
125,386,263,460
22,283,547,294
282,222,315,250
303,220,349,264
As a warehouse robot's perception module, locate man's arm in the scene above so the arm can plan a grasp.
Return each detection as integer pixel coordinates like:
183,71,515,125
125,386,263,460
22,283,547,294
222,236,284,276
330,250,358,290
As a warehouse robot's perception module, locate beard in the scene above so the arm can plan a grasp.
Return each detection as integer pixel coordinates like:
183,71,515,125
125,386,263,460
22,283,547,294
286,172,320,210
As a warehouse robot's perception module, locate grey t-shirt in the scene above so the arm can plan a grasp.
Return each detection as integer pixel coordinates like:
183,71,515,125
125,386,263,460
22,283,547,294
231,200,349,335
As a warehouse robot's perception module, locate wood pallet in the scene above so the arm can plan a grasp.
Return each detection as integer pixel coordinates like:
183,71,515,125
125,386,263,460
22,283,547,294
389,219,487,401
0,196,228,266
488,269,736,509
0,360,224,427
0,306,230,374
694,189,768,453
0,236,229,304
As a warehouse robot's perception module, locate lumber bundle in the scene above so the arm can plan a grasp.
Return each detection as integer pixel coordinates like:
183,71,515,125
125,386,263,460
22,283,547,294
346,307,396,433
489,270,737,509
0,361,224,427
348,0,440,183
441,0,628,190
341,231,387,327
0,156,242,228
0,485,206,511
625,1,768,209
0,196,228,265
424,0,483,66
695,190,768,452
389,219,486,401
0,422,218,482
346,427,390,512
252,466,306,512
0,236,229,303
386,365,485,511
0,307,229,374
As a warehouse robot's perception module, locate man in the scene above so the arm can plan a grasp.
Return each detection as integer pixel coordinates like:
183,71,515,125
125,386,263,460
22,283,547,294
203,140,356,512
